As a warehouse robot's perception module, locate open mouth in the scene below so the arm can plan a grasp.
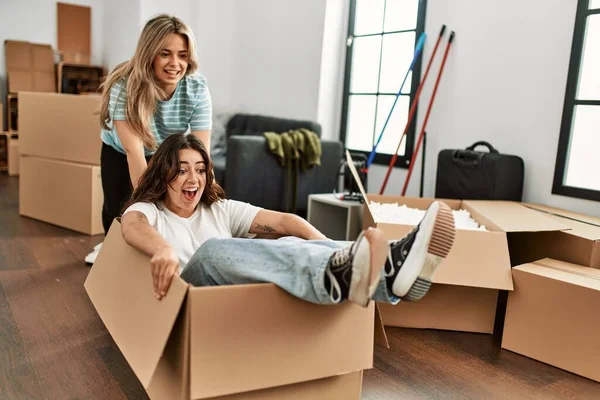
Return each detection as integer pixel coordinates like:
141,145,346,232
165,69,180,78
182,188,198,201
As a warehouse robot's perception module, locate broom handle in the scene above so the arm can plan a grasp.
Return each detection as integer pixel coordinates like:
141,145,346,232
401,31,456,196
379,25,446,195
366,32,427,168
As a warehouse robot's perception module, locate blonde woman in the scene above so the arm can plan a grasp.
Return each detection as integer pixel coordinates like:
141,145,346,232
86,14,212,264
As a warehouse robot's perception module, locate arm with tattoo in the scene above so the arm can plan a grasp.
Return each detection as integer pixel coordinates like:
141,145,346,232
255,223,276,233
249,210,327,240
121,211,172,258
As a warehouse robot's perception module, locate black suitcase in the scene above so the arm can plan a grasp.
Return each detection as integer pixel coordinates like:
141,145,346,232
435,141,524,201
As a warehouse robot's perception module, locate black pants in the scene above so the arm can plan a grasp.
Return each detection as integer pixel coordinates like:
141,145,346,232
101,143,152,235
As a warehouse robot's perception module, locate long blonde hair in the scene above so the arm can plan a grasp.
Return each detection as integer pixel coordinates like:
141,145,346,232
99,14,199,150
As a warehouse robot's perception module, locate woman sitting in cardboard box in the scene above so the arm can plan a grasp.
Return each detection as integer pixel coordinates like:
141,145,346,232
119,133,456,306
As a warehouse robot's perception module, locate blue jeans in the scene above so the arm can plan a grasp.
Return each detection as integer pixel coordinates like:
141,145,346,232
180,237,399,305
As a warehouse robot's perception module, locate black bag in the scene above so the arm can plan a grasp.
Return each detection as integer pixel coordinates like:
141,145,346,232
435,141,524,201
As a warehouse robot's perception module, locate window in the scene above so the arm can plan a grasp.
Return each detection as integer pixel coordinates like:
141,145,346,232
553,0,600,201
340,0,427,168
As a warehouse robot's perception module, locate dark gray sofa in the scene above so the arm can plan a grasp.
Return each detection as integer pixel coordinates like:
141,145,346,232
212,113,344,216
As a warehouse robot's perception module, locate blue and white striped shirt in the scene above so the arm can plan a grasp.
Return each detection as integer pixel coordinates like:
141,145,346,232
100,74,212,155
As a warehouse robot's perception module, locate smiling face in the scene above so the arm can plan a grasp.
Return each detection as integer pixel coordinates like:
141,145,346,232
163,148,206,217
152,33,189,97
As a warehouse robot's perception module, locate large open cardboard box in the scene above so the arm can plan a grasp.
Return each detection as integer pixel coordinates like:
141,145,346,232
19,155,102,235
502,258,600,383
340,151,567,334
509,203,600,269
85,221,379,399
19,92,101,165
363,195,568,333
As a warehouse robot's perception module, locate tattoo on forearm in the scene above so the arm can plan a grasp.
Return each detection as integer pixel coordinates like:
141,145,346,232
135,212,148,223
255,223,276,233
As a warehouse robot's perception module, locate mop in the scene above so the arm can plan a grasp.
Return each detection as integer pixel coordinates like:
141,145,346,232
365,31,427,168
401,31,456,196
378,25,447,195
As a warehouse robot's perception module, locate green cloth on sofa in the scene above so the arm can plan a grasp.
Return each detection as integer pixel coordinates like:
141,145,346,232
263,129,322,213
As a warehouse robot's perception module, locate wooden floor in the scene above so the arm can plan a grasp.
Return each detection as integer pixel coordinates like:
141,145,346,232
1,173,599,400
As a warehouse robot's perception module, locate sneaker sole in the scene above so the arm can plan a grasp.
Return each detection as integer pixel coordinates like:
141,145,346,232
392,201,455,300
348,229,386,307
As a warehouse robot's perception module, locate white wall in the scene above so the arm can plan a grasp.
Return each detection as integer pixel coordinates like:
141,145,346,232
317,0,350,141
103,0,197,74
193,0,237,110
0,0,103,106
3,0,597,216
194,0,328,124
361,0,600,217
102,0,141,73
140,0,192,25
182,0,600,216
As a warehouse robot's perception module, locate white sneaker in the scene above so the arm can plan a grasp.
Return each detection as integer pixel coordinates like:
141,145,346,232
85,242,103,265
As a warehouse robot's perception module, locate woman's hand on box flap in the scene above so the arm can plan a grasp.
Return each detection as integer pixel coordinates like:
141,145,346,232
151,245,180,300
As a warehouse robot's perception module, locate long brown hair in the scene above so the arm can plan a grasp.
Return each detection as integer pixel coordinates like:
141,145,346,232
123,134,225,212
99,14,199,150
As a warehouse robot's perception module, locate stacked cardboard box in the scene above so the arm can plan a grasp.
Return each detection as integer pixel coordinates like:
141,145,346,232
4,40,56,94
502,258,600,383
4,39,58,172
85,221,381,399
501,204,600,383
18,92,103,235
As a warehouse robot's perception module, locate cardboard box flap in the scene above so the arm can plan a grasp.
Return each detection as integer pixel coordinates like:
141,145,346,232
5,40,33,69
31,44,54,71
84,221,188,388
188,285,374,399
8,71,33,93
433,229,514,290
462,201,569,233
514,258,600,291
526,204,600,241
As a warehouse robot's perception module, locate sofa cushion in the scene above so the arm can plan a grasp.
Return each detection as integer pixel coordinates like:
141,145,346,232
226,114,322,138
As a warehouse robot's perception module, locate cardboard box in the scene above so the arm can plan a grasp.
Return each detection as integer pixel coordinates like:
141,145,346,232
5,40,56,93
509,203,600,268
57,3,91,65
363,196,567,333
85,221,377,399
502,258,600,383
8,136,19,176
19,155,103,235
19,92,101,165
60,51,91,65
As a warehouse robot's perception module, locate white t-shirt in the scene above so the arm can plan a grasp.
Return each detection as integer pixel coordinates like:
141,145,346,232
123,199,261,271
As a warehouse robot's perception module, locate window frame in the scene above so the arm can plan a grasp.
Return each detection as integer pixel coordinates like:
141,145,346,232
552,0,600,201
339,0,428,168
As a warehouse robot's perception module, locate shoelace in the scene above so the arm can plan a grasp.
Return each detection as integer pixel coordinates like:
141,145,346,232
326,245,352,303
326,268,342,303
